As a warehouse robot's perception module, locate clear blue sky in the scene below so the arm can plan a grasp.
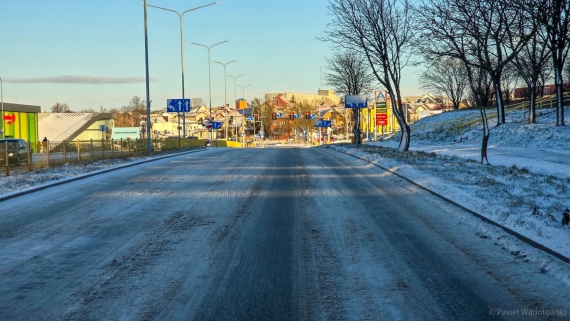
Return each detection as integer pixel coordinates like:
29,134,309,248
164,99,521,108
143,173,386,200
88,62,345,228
0,0,421,112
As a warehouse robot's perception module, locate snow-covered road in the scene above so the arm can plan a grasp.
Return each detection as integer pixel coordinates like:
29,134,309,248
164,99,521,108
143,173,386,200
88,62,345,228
1,147,568,320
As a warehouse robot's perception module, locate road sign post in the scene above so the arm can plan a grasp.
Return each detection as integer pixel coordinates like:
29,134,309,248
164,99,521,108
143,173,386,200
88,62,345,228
167,99,191,148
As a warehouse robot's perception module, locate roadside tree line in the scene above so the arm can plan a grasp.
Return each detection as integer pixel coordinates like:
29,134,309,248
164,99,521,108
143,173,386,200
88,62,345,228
321,0,570,164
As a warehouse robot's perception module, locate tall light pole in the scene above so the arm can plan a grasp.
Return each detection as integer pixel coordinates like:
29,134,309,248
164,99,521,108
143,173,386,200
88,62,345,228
236,84,255,143
143,1,152,153
226,74,244,141
189,40,230,141
255,90,268,148
213,60,236,106
213,60,236,141
143,1,217,141
226,74,245,142
226,74,245,105
236,83,252,100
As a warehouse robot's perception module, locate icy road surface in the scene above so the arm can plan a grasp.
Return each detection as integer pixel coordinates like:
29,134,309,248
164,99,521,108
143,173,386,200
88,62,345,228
1,147,568,320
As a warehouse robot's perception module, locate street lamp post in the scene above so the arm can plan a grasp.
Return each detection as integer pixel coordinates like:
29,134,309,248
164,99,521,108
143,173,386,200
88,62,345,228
189,40,230,142
237,84,252,145
142,1,152,153
213,60,237,140
226,74,244,141
226,74,245,103
213,60,237,106
144,1,217,145
236,83,252,101
254,90,268,148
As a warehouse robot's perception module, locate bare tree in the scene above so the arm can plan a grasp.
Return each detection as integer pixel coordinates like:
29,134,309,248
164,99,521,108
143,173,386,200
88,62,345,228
324,49,376,143
543,0,570,126
512,23,552,123
500,63,519,106
324,50,376,96
117,96,146,127
418,0,541,125
322,0,416,151
51,103,71,113
420,58,469,110
78,107,97,113
192,98,204,109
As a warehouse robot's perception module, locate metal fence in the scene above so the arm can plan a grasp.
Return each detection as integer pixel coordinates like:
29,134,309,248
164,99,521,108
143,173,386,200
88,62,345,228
1,137,219,176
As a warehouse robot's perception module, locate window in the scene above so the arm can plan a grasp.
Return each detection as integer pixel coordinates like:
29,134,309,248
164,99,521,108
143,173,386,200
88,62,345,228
273,121,276,126
281,121,285,125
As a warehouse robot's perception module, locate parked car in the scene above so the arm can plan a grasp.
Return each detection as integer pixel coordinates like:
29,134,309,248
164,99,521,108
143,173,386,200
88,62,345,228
204,139,212,147
0,138,31,166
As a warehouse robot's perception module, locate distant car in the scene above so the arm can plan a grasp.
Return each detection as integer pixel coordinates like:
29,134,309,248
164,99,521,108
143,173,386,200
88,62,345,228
204,139,212,147
186,136,199,140
0,138,31,165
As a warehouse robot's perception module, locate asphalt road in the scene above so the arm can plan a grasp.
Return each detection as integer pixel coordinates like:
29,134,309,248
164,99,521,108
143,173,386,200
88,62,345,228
0,147,568,320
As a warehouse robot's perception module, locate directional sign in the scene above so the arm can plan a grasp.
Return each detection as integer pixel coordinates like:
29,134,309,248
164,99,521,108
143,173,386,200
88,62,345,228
376,114,388,126
315,120,332,127
210,122,222,129
294,114,300,119
167,99,191,113
310,115,316,120
344,95,368,108
247,116,253,121
277,112,283,118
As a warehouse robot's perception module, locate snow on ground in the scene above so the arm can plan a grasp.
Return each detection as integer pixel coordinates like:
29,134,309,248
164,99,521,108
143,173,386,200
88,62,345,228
328,106,570,259
1,107,569,260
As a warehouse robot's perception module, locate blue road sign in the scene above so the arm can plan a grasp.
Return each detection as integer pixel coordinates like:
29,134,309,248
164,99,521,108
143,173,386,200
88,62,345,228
211,122,222,129
315,120,332,127
247,116,253,121
310,115,316,120
294,114,300,119
167,99,191,112
344,95,368,108
277,112,283,118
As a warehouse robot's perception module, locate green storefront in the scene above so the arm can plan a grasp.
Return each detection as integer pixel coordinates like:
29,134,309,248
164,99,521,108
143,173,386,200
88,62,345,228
1,102,41,152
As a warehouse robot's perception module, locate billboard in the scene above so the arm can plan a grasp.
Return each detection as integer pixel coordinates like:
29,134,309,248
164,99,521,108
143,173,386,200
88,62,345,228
344,95,368,108
112,127,139,140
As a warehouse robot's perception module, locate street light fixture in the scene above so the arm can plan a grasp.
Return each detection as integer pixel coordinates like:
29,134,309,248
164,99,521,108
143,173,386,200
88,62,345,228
143,1,218,145
188,40,230,142
213,60,236,106
236,83,252,100
226,74,245,105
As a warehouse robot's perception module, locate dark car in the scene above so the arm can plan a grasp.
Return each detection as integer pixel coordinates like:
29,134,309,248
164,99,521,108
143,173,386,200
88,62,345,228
204,139,212,147
0,138,31,166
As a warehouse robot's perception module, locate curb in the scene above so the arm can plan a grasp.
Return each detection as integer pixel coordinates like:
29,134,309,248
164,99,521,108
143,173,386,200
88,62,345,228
332,147,570,265
0,148,207,203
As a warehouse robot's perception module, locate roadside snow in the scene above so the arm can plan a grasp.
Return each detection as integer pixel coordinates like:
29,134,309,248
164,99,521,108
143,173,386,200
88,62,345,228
329,106,570,259
1,107,569,260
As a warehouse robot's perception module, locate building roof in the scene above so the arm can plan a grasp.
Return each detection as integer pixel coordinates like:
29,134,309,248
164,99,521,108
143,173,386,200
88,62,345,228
39,113,114,142
270,94,290,108
2,102,41,113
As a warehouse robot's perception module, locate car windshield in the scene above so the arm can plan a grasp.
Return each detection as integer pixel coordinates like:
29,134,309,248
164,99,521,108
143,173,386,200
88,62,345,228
0,141,18,150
